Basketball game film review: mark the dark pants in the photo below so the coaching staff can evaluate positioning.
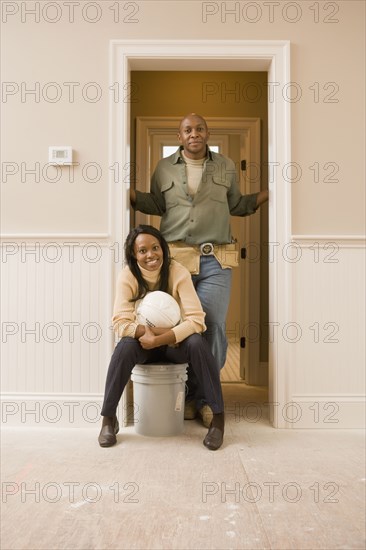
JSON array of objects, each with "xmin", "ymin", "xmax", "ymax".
[{"xmin": 101, "ymin": 333, "xmax": 224, "ymax": 417}]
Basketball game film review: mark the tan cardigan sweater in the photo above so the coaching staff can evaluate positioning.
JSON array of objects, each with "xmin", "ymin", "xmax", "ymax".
[{"xmin": 112, "ymin": 259, "xmax": 206, "ymax": 344}]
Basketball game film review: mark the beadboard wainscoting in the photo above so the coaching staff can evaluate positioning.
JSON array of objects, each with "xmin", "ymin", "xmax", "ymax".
[
  {"xmin": 286, "ymin": 236, "xmax": 365, "ymax": 428},
  {"xmin": 1, "ymin": 235, "xmax": 365, "ymax": 429},
  {"xmin": 1, "ymin": 237, "xmax": 130, "ymax": 428}
]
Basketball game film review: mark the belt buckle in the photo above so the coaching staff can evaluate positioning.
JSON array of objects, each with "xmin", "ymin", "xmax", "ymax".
[{"xmin": 200, "ymin": 243, "xmax": 214, "ymax": 256}]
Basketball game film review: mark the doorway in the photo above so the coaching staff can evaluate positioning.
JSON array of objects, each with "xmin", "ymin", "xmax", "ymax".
[
  {"xmin": 109, "ymin": 39, "xmax": 292, "ymax": 428},
  {"xmin": 133, "ymin": 114, "xmax": 266, "ymax": 387}
]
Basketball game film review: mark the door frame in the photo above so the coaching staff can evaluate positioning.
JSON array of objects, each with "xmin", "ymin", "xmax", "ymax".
[{"xmin": 109, "ymin": 39, "xmax": 292, "ymax": 428}]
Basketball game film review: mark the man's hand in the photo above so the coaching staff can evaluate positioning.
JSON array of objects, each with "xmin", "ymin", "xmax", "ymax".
[
  {"xmin": 138, "ymin": 325, "xmax": 157, "ymax": 349},
  {"xmin": 130, "ymin": 188, "xmax": 136, "ymax": 206},
  {"xmin": 256, "ymin": 190, "xmax": 269, "ymax": 208}
]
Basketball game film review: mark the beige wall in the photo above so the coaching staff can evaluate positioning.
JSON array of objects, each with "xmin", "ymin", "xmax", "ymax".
[{"xmin": 1, "ymin": 1, "xmax": 365, "ymax": 235}]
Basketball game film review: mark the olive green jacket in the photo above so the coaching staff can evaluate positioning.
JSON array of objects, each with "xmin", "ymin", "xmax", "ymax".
[{"xmin": 135, "ymin": 146, "xmax": 259, "ymax": 245}]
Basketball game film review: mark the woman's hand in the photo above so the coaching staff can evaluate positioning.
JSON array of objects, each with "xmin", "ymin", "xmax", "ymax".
[
  {"xmin": 138, "ymin": 325, "xmax": 157, "ymax": 349},
  {"xmin": 137, "ymin": 325, "xmax": 176, "ymax": 348}
]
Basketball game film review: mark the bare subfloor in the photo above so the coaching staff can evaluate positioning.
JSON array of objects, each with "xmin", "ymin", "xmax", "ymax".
[{"xmin": 1, "ymin": 384, "xmax": 365, "ymax": 550}]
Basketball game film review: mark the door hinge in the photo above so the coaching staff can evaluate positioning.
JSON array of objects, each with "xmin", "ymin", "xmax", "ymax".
[
  {"xmin": 240, "ymin": 247, "xmax": 247, "ymax": 259},
  {"xmin": 240, "ymin": 337, "xmax": 246, "ymax": 349},
  {"xmin": 241, "ymin": 160, "xmax": 247, "ymax": 171}
]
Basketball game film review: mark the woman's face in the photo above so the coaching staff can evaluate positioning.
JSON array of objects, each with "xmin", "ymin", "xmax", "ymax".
[{"xmin": 133, "ymin": 233, "xmax": 164, "ymax": 271}]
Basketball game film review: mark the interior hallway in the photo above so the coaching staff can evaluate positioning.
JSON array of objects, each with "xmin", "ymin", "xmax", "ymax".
[
  {"xmin": 221, "ymin": 341, "xmax": 243, "ymax": 383},
  {"xmin": 1, "ymin": 382, "xmax": 365, "ymax": 550}
]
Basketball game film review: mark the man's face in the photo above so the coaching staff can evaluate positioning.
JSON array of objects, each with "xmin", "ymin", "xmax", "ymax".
[{"xmin": 178, "ymin": 116, "xmax": 210, "ymax": 160}]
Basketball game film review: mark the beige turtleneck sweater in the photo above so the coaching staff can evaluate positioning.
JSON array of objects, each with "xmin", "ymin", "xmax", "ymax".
[
  {"xmin": 112, "ymin": 259, "xmax": 206, "ymax": 344},
  {"xmin": 182, "ymin": 150, "xmax": 205, "ymax": 196}
]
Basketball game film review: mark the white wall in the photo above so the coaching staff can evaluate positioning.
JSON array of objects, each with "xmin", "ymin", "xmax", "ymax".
[{"xmin": 1, "ymin": 1, "xmax": 365, "ymax": 427}]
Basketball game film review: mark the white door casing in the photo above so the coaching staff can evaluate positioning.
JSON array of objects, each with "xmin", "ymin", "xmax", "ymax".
[{"xmin": 109, "ymin": 39, "xmax": 291, "ymax": 427}]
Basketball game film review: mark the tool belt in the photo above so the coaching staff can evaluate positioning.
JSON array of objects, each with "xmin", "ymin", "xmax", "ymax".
[{"xmin": 168, "ymin": 241, "xmax": 239, "ymax": 274}]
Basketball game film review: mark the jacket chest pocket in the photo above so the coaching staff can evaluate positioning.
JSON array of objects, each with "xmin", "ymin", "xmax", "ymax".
[
  {"xmin": 210, "ymin": 177, "xmax": 230, "ymax": 203},
  {"xmin": 161, "ymin": 181, "xmax": 178, "ymax": 208}
]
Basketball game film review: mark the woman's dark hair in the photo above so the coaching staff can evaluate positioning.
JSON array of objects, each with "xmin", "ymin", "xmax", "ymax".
[{"xmin": 124, "ymin": 225, "xmax": 171, "ymax": 302}]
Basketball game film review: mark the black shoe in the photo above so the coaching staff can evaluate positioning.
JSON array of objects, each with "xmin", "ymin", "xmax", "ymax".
[
  {"xmin": 203, "ymin": 413, "xmax": 224, "ymax": 451},
  {"xmin": 98, "ymin": 416, "xmax": 119, "ymax": 447}
]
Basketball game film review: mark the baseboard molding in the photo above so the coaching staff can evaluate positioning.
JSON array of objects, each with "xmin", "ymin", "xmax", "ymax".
[
  {"xmin": 286, "ymin": 394, "xmax": 366, "ymax": 429},
  {"xmin": 0, "ymin": 392, "xmax": 132, "ymax": 428},
  {"xmin": 2, "ymin": 391, "xmax": 364, "ymax": 430}
]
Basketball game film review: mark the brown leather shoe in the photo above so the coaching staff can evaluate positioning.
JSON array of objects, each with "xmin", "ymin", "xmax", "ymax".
[
  {"xmin": 98, "ymin": 416, "xmax": 119, "ymax": 447},
  {"xmin": 198, "ymin": 405, "xmax": 213, "ymax": 428},
  {"xmin": 184, "ymin": 400, "xmax": 197, "ymax": 420},
  {"xmin": 203, "ymin": 412, "xmax": 224, "ymax": 451}
]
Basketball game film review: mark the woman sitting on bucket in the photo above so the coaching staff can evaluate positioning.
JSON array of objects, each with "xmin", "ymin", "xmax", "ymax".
[{"xmin": 99, "ymin": 224, "xmax": 225, "ymax": 450}]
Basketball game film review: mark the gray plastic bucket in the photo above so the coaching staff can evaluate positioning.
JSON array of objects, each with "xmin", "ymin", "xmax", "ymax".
[{"xmin": 131, "ymin": 363, "xmax": 188, "ymax": 437}]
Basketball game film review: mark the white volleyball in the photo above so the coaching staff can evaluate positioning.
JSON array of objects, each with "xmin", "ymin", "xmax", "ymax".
[{"xmin": 136, "ymin": 291, "xmax": 181, "ymax": 328}]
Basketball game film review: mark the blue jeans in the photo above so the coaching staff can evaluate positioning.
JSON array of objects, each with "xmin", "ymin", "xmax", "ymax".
[{"xmin": 192, "ymin": 255, "xmax": 232, "ymax": 370}]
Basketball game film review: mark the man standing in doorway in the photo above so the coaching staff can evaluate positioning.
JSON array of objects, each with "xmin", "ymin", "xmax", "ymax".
[{"xmin": 130, "ymin": 113, "xmax": 268, "ymax": 423}]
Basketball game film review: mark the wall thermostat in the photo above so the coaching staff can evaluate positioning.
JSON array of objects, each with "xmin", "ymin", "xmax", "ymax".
[{"xmin": 49, "ymin": 146, "xmax": 73, "ymax": 165}]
